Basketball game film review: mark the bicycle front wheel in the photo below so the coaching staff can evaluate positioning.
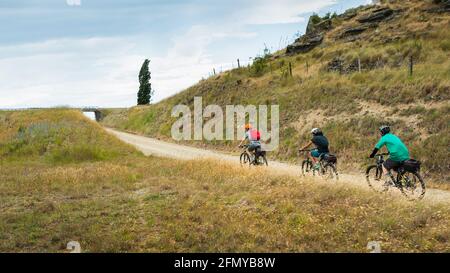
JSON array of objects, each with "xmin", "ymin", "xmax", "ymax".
[
  {"xmin": 240, "ymin": 153, "xmax": 251, "ymax": 167},
  {"xmin": 301, "ymin": 160, "xmax": 313, "ymax": 176},
  {"xmin": 366, "ymin": 165, "xmax": 388, "ymax": 193}
]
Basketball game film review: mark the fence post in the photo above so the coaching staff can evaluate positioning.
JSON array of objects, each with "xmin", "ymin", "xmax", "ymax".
[
  {"xmin": 358, "ymin": 58, "xmax": 361, "ymax": 73},
  {"xmin": 306, "ymin": 61, "xmax": 309, "ymax": 74},
  {"xmin": 409, "ymin": 55, "xmax": 413, "ymax": 76},
  {"xmin": 213, "ymin": 68, "xmax": 216, "ymax": 75},
  {"xmin": 289, "ymin": 62, "xmax": 293, "ymax": 77},
  {"xmin": 237, "ymin": 59, "xmax": 241, "ymax": 69}
]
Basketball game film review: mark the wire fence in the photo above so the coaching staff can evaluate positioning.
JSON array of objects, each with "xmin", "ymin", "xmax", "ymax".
[
  {"xmin": 201, "ymin": 34, "xmax": 299, "ymax": 80},
  {"xmin": 201, "ymin": 59, "xmax": 254, "ymax": 79},
  {"xmin": 203, "ymin": 49, "xmax": 421, "ymax": 81}
]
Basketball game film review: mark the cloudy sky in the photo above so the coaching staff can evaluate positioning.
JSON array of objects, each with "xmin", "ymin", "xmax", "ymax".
[{"xmin": 0, "ymin": 0, "xmax": 370, "ymax": 108}]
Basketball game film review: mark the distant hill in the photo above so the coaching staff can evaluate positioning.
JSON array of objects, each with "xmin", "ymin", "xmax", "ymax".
[{"xmin": 102, "ymin": 0, "xmax": 450, "ymax": 182}]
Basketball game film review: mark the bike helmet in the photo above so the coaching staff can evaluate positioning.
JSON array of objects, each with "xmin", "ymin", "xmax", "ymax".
[
  {"xmin": 311, "ymin": 128, "xmax": 322, "ymax": 135},
  {"xmin": 379, "ymin": 125, "xmax": 390, "ymax": 136},
  {"xmin": 245, "ymin": 124, "xmax": 252, "ymax": 130}
]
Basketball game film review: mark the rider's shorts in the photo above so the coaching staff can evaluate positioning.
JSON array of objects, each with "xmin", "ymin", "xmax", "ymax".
[
  {"xmin": 383, "ymin": 158, "xmax": 404, "ymax": 171},
  {"xmin": 311, "ymin": 149, "xmax": 326, "ymax": 158},
  {"xmin": 248, "ymin": 142, "xmax": 261, "ymax": 152}
]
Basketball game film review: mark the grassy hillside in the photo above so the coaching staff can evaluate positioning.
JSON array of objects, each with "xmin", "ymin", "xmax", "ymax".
[
  {"xmin": 102, "ymin": 0, "xmax": 450, "ymax": 183},
  {"xmin": 0, "ymin": 109, "xmax": 137, "ymax": 163},
  {"xmin": 1, "ymin": 109, "xmax": 450, "ymax": 252}
]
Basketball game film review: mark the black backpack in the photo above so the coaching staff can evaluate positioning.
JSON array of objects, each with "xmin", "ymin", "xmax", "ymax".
[
  {"xmin": 323, "ymin": 154, "xmax": 337, "ymax": 164},
  {"xmin": 402, "ymin": 159, "xmax": 421, "ymax": 173},
  {"xmin": 256, "ymin": 147, "xmax": 266, "ymax": 157}
]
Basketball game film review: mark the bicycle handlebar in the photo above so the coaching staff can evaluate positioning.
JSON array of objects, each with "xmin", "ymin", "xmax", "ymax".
[{"xmin": 376, "ymin": 153, "xmax": 390, "ymax": 156}]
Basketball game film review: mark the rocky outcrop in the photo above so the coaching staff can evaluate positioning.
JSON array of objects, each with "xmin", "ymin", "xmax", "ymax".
[
  {"xmin": 306, "ymin": 19, "xmax": 332, "ymax": 35},
  {"xmin": 286, "ymin": 5, "xmax": 400, "ymax": 54},
  {"xmin": 357, "ymin": 7, "xmax": 394, "ymax": 23},
  {"xmin": 327, "ymin": 57, "xmax": 345, "ymax": 73},
  {"xmin": 326, "ymin": 55, "xmax": 386, "ymax": 74},
  {"xmin": 286, "ymin": 33, "xmax": 324, "ymax": 55},
  {"xmin": 286, "ymin": 15, "xmax": 332, "ymax": 55},
  {"xmin": 339, "ymin": 23, "xmax": 378, "ymax": 39},
  {"xmin": 426, "ymin": 0, "xmax": 450, "ymax": 13},
  {"xmin": 327, "ymin": 57, "xmax": 362, "ymax": 74},
  {"xmin": 326, "ymin": 58, "xmax": 361, "ymax": 74},
  {"xmin": 339, "ymin": 9, "xmax": 358, "ymax": 20},
  {"xmin": 336, "ymin": 7, "xmax": 398, "ymax": 41}
]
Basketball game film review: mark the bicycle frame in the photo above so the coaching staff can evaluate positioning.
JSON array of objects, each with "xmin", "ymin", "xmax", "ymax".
[
  {"xmin": 299, "ymin": 150, "xmax": 326, "ymax": 176},
  {"xmin": 240, "ymin": 144, "xmax": 266, "ymax": 166},
  {"xmin": 369, "ymin": 153, "xmax": 406, "ymax": 188},
  {"xmin": 241, "ymin": 144, "xmax": 256, "ymax": 158},
  {"xmin": 299, "ymin": 149, "xmax": 314, "ymax": 163}
]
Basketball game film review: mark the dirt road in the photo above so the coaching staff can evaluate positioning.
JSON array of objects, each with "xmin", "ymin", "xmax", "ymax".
[{"xmin": 105, "ymin": 128, "xmax": 450, "ymax": 204}]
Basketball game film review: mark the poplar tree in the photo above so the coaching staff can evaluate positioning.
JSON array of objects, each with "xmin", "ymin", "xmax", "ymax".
[{"xmin": 137, "ymin": 59, "xmax": 153, "ymax": 105}]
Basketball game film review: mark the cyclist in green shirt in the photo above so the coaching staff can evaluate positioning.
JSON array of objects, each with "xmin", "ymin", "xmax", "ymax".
[{"xmin": 369, "ymin": 125, "xmax": 410, "ymax": 180}]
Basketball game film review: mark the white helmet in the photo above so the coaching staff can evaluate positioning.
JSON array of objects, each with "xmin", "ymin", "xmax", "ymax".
[
  {"xmin": 311, "ymin": 128, "xmax": 322, "ymax": 135},
  {"xmin": 379, "ymin": 125, "xmax": 391, "ymax": 136}
]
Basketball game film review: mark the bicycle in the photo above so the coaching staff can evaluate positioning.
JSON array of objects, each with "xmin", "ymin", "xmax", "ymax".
[
  {"xmin": 299, "ymin": 150, "xmax": 339, "ymax": 180},
  {"xmin": 240, "ymin": 144, "xmax": 268, "ymax": 167},
  {"xmin": 366, "ymin": 153, "xmax": 426, "ymax": 200}
]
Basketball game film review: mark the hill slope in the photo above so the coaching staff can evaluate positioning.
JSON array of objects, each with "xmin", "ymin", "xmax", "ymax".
[
  {"xmin": 102, "ymin": 0, "xmax": 450, "ymax": 182},
  {"xmin": 0, "ymin": 109, "xmax": 137, "ymax": 163}
]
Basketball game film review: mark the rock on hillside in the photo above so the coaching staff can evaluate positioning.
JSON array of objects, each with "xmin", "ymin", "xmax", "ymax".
[
  {"xmin": 339, "ymin": 23, "xmax": 378, "ymax": 41},
  {"xmin": 286, "ymin": 33, "xmax": 324, "ymax": 55},
  {"xmin": 357, "ymin": 7, "xmax": 394, "ymax": 23},
  {"xmin": 427, "ymin": 0, "xmax": 450, "ymax": 13},
  {"xmin": 286, "ymin": 15, "xmax": 332, "ymax": 55},
  {"xmin": 287, "ymin": 4, "xmax": 407, "ymax": 53}
]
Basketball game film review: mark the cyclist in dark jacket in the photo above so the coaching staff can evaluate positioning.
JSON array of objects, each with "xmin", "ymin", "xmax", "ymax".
[{"xmin": 300, "ymin": 128, "xmax": 330, "ymax": 170}]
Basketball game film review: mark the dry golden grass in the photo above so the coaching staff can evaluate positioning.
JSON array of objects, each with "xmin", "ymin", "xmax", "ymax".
[
  {"xmin": 1, "ymin": 156, "xmax": 450, "ymax": 253},
  {"xmin": 0, "ymin": 109, "xmax": 138, "ymax": 163}
]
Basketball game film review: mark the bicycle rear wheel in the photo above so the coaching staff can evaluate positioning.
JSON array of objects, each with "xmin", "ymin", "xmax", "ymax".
[
  {"xmin": 366, "ymin": 165, "xmax": 388, "ymax": 193},
  {"xmin": 258, "ymin": 155, "xmax": 268, "ymax": 166},
  {"xmin": 397, "ymin": 171, "xmax": 426, "ymax": 200},
  {"xmin": 323, "ymin": 163, "xmax": 339, "ymax": 181}
]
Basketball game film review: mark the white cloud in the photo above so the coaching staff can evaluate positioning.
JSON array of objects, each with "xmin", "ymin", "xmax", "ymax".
[
  {"xmin": 0, "ymin": 26, "xmax": 257, "ymax": 108},
  {"xmin": 151, "ymin": 25, "xmax": 257, "ymax": 102},
  {"xmin": 0, "ymin": 37, "xmax": 143, "ymax": 108},
  {"xmin": 66, "ymin": 0, "xmax": 82, "ymax": 6},
  {"xmin": 241, "ymin": 0, "xmax": 338, "ymax": 25}
]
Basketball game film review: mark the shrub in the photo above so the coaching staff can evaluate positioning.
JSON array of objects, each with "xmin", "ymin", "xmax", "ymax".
[
  {"xmin": 310, "ymin": 13, "xmax": 322, "ymax": 25},
  {"xmin": 250, "ymin": 57, "xmax": 268, "ymax": 77},
  {"xmin": 440, "ymin": 40, "xmax": 450, "ymax": 51}
]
